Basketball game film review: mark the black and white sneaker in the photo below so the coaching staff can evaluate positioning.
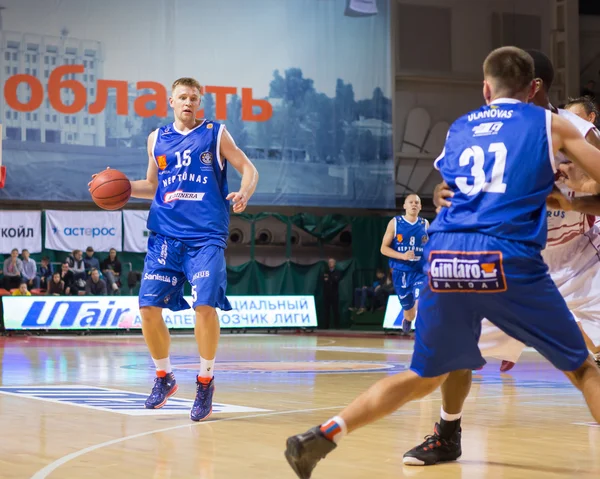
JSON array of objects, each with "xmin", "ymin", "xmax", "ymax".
[
  {"xmin": 403, "ymin": 423, "xmax": 462, "ymax": 466},
  {"xmin": 284, "ymin": 426, "xmax": 337, "ymax": 479}
]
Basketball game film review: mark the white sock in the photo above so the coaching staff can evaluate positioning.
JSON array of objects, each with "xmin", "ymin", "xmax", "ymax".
[
  {"xmin": 320, "ymin": 416, "xmax": 348, "ymax": 444},
  {"xmin": 440, "ymin": 407, "xmax": 462, "ymax": 422},
  {"xmin": 152, "ymin": 357, "xmax": 172, "ymax": 374},
  {"xmin": 199, "ymin": 357, "xmax": 215, "ymax": 379}
]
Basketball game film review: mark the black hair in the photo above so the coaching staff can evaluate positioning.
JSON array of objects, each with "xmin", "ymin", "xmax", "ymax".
[{"xmin": 525, "ymin": 49, "xmax": 554, "ymax": 91}]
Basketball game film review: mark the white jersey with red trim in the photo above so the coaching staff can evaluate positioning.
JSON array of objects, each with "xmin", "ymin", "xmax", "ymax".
[{"xmin": 545, "ymin": 108, "xmax": 598, "ymax": 249}]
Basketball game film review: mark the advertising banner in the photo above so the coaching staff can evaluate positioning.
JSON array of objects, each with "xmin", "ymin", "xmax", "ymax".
[
  {"xmin": 2, "ymin": 295, "xmax": 318, "ymax": 330},
  {"xmin": 0, "ymin": 0, "xmax": 393, "ymax": 209},
  {"xmin": 0, "ymin": 211, "xmax": 42, "ymax": 254},
  {"xmin": 45, "ymin": 210, "xmax": 123, "ymax": 252},
  {"xmin": 123, "ymin": 210, "xmax": 149, "ymax": 253}
]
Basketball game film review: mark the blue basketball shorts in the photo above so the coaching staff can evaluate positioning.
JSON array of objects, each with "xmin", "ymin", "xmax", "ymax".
[
  {"xmin": 410, "ymin": 232, "xmax": 588, "ymax": 377},
  {"xmin": 392, "ymin": 269, "xmax": 427, "ymax": 310},
  {"xmin": 138, "ymin": 232, "xmax": 232, "ymax": 312}
]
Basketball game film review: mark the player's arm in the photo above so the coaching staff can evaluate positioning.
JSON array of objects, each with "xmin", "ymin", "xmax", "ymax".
[
  {"xmin": 221, "ymin": 129, "xmax": 259, "ymax": 213},
  {"xmin": 129, "ymin": 130, "xmax": 159, "ymax": 200},
  {"xmin": 552, "ymin": 114, "xmax": 600, "ymax": 187},
  {"xmin": 548, "ymin": 188, "xmax": 600, "ymax": 215},
  {"xmin": 380, "ymin": 219, "xmax": 411, "ymax": 261}
]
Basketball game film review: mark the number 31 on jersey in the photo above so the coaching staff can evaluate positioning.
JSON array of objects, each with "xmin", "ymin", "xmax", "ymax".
[{"xmin": 456, "ymin": 142, "xmax": 507, "ymax": 196}]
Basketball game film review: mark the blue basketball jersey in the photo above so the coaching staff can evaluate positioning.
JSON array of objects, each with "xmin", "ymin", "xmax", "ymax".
[
  {"xmin": 146, "ymin": 121, "xmax": 229, "ymax": 248},
  {"xmin": 429, "ymin": 99, "xmax": 555, "ymax": 248},
  {"xmin": 389, "ymin": 216, "xmax": 429, "ymax": 272}
]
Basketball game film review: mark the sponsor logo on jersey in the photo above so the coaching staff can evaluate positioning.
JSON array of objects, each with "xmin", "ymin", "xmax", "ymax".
[
  {"xmin": 429, "ymin": 251, "xmax": 506, "ymax": 292},
  {"xmin": 206, "ymin": 123, "xmax": 214, "ymax": 130},
  {"xmin": 156, "ymin": 155, "xmax": 167, "ymax": 170},
  {"xmin": 200, "ymin": 151, "xmax": 213, "ymax": 165},
  {"xmin": 396, "ymin": 234, "xmax": 403, "ymax": 242},
  {"xmin": 421, "ymin": 235, "xmax": 428, "ymax": 245},
  {"xmin": 164, "ymin": 191, "xmax": 206, "ymax": 203},
  {"xmin": 472, "ymin": 122, "xmax": 503, "ymax": 137},
  {"xmin": 192, "ymin": 270, "xmax": 210, "ymax": 281},
  {"xmin": 144, "ymin": 272, "xmax": 175, "ymax": 284},
  {"xmin": 467, "ymin": 109, "xmax": 513, "ymax": 122}
]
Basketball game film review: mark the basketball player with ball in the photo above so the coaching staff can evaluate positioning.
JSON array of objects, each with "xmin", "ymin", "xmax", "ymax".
[{"xmin": 89, "ymin": 77, "xmax": 259, "ymax": 421}]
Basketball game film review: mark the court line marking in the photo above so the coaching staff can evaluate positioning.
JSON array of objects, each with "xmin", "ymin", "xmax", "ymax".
[{"xmin": 30, "ymin": 390, "xmax": 583, "ymax": 479}]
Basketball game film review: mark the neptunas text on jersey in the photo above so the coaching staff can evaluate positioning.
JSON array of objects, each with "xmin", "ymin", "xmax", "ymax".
[{"xmin": 162, "ymin": 172, "xmax": 208, "ymax": 188}]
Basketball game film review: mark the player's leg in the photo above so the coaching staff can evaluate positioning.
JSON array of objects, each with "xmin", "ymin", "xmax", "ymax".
[
  {"xmin": 284, "ymin": 284, "xmax": 485, "ymax": 478},
  {"xmin": 403, "ymin": 369, "xmax": 471, "ymax": 466},
  {"xmin": 578, "ymin": 322, "xmax": 600, "ymax": 356},
  {"xmin": 184, "ymin": 245, "xmax": 231, "ymax": 422},
  {"xmin": 403, "ymin": 272, "xmax": 427, "ymax": 334},
  {"xmin": 139, "ymin": 234, "xmax": 188, "ymax": 409},
  {"xmin": 391, "ymin": 269, "xmax": 414, "ymax": 333},
  {"xmin": 480, "ymin": 268, "xmax": 600, "ymax": 423}
]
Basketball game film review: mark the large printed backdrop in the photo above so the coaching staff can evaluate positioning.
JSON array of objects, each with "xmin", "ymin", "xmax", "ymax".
[{"xmin": 0, "ymin": 0, "xmax": 393, "ymax": 209}]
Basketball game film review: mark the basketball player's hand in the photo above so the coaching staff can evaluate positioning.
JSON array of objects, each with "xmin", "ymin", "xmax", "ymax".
[
  {"xmin": 433, "ymin": 181, "xmax": 453, "ymax": 213},
  {"xmin": 227, "ymin": 191, "xmax": 248, "ymax": 213},
  {"xmin": 546, "ymin": 187, "xmax": 572, "ymax": 211},
  {"xmin": 88, "ymin": 167, "xmax": 111, "ymax": 189},
  {"xmin": 557, "ymin": 162, "xmax": 597, "ymax": 194},
  {"xmin": 403, "ymin": 250, "xmax": 416, "ymax": 260}
]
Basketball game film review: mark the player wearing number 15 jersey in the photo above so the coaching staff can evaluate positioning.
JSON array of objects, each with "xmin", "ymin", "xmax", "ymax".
[
  {"xmin": 125, "ymin": 78, "xmax": 257, "ymax": 421},
  {"xmin": 283, "ymin": 47, "xmax": 600, "ymax": 479}
]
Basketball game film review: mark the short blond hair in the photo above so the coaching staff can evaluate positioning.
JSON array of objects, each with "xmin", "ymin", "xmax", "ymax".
[{"xmin": 171, "ymin": 77, "xmax": 203, "ymax": 94}]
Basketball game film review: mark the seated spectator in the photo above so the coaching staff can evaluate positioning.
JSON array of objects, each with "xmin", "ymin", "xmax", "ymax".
[
  {"xmin": 373, "ymin": 270, "xmax": 394, "ymax": 310},
  {"xmin": 47, "ymin": 271, "xmax": 65, "ymax": 296},
  {"xmin": 12, "ymin": 282, "xmax": 31, "ymax": 296},
  {"xmin": 83, "ymin": 246, "xmax": 100, "ymax": 275},
  {"xmin": 67, "ymin": 249, "xmax": 86, "ymax": 282},
  {"xmin": 21, "ymin": 249, "xmax": 40, "ymax": 290},
  {"xmin": 59, "ymin": 261, "xmax": 75, "ymax": 296},
  {"xmin": 85, "ymin": 268, "xmax": 107, "ymax": 296},
  {"xmin": 3, "ymin": 248, "xmax": 23, "ymax": 290},
  {"xmin": 38, "ymin": 257, "xmax": 53, "ymax": 290},
  {"xmin": 350, "ymin": 268, "xmax": 386, "ymax": 314},
  {"xmin": 101, "ymin": 248, "xmax": 122, "ymax": 295}
]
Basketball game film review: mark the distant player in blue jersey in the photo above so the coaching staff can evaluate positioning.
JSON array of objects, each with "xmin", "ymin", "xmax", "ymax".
[
  {"xmin": 283, "ymin": 47, "xmax": 600, "ymax": 478},
  {"xmin": 380, "ymin": 194, "xmax": 429, "ymax": 333},
  {"xmin": 92, "ymin": 77, "xmax": 258, "ymax": 422}
]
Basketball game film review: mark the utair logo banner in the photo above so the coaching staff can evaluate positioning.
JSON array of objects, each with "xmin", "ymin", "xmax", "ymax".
[
  {"xmin": 429, "ymin": 251, "xmax": 506, "ymax": 292},
  {"xmin": 15, "ymin": 298, "xmax": 133, "ymax": 329}
]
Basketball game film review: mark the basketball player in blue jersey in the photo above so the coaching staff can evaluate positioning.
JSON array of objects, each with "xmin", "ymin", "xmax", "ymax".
[
  {"xmin": 283, "ymin": 47, "xmax": 600, "ymax": 478},
  {"xmin": 93, "ymin": 77, "xmax": 258, "ymax": 422},
  {"xmin": 380, "ymin": 194, "xmax": 428, "ymax": 333}
]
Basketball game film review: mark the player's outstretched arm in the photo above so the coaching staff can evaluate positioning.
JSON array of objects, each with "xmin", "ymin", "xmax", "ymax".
[
  {"xmin": 553, "ymin": 114, "xmax": 600, "ymax": 187},
  {"xmin": 380, "ymin": 219, "xmax": 411, "ymax": 261},
  {"xmin": 221, "ymin": 129, "xmax": 259, "ymax": 214},
  {"xmin": 130, "ymin": 130, "xmax": 159, "ymax": 200}
]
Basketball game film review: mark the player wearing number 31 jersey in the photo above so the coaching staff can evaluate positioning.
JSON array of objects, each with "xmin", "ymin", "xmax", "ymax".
[
  {"xmin": 128, "ymin": 77, "xmax": 258, "ymax": 421},
  {"xmin": 283, "ymin": 47, "xmax": 600, "ymax": 479}
]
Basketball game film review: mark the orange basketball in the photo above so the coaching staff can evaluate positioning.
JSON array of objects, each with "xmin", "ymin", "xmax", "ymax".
[{"xmin": 89, "ymin": 169, "xmax": 131, "ymax": 210}]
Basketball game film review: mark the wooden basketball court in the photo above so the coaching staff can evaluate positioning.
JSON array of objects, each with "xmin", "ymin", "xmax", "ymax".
[{"xmin": 1, "ymin": 333, "xmax": 598, "ymax": 478}]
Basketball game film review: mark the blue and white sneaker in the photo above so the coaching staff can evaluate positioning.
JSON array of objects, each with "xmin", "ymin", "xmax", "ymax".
[
  {"xmin": 190, "ymin": 376, "xmax": 215, "ymax": 421},
  {"xmin": 145, "ymin": 371, "xmax": 178, "ymax": 409}
]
